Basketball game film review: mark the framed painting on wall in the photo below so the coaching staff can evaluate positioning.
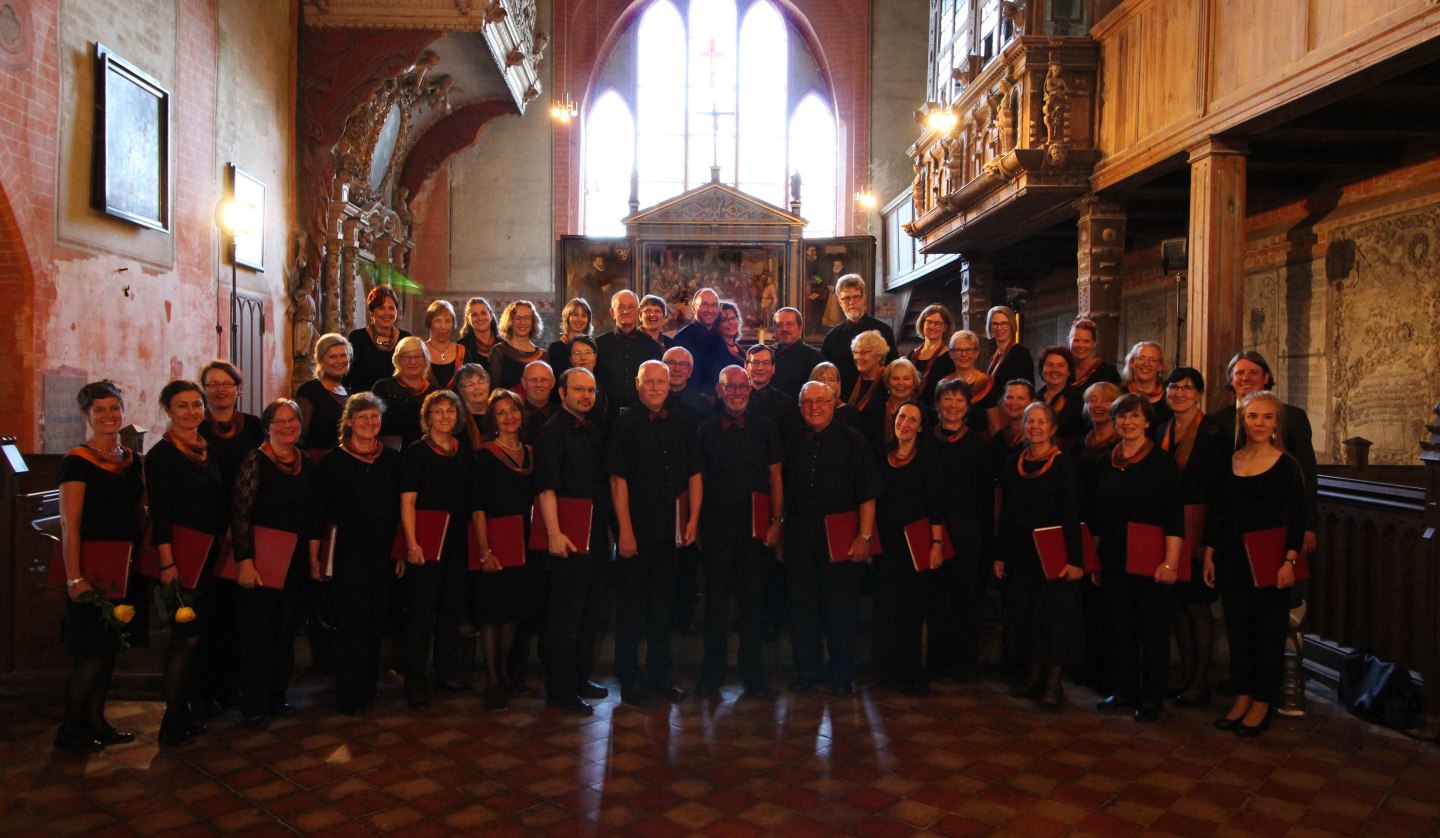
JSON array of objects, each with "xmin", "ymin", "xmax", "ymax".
[
  {"xmin": 91, "ymin": 43, "xmax": 170, "ymax": 232},
  {"xmin": 228, "ymin": 164, "xmax": 266, "ymax": 271},
  {"xmin": 640, "ymin": 243, "xmax": 785, "ymax": 342},
  {"xmin": 556, "ymin": 236, "xmax": 636, "ymax": 335},
  {"xmin": 800, "ymin": 236, "xmax": 876, "ymax": 342}
]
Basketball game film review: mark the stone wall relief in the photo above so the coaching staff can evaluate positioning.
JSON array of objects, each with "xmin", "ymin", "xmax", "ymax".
[
  {"xmin": 1328, "ymin": 205, "xmax": 1440, "ymax": 465},
  {"xmin": 1119, "ymin": 286, "xmax": 1176, "ymax": 367}
]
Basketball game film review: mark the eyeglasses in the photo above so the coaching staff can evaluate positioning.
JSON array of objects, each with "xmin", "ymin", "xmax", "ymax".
[
  {"xmin": 397, "ymin": 353, "xmax": 426, "ymax": 362},
  {"xmin": 666, "ymin": 361, "xmax": 693, "ymax": 369},
  {"xmin": 720, "ymin": 384, "xmax": 750, "ymax": 393},
  {"xmin": 204, "ymin": 381, "xmax": 237, "ymax": 390},
  {"xmin": 838, "ymin": 294, "xmax": 864, "ymax": 304},
  {"xmin": 989, "ymin": 321, "xmax": 1010, "ymax": 329},
  {"xmin": 747, "ymin": 359, "xmax": 774, "ymax": 367},
  {"xmin": 951, "ymin": 346, "xmax": 979, "ymax": 354},
  {"xmin": 921, "ymin": 319, "xmax": 946, "ymax": 328},
  {"xmin": 1166, "ymin": 383, "xmax": 1198, "ymax": 392}
]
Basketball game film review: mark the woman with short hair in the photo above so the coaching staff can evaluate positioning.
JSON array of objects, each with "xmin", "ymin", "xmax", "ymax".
[
  {"xmin": 372, "ymin": 336, "xmax": 438, "ymax": 449},
  {"xmin": 849, "ymin": 330, "xmax": 891, "ymax": 453},
  {"xmin": 716, "ymin": 300, "xmax": 746, "ymax": 367},
  {"xmin": 984, "ymin": 305, "xmax": 1033, "ymax": 388},
  {"xmin": 454, "ymin": 364, "xmax": 496, "ymax": 448},
  {"xmin": 906, "ymin": 304, "xmax": 955, "ymax": 404},
  {"xmin": 1068, "ymin": 318, "xmax": 1121, "ymax": 390},
  {"xmin": 881, "ymin": 358, "xmax": 930, "ymax": 447},
  {"xmin": 938, "ymin": 329, "xmax": 996, "ymax": 434},
  {"xmin": 296, "ymin": 333, "xmax": 352, "ymax": 458},
  {"xmin": 808, "ymin": 362, "xmax": 862, "ymax": 433},
  {"xmin": 424, "ymin": 300, "xmax": 465, "ymax": 388},
  {"xmin": 547, "ymin": 297, "xmax": 593, "ymax": 376},
  {"xmin": 1037, "ymin": 346, "xmax": 1085, "ymax": 446}
]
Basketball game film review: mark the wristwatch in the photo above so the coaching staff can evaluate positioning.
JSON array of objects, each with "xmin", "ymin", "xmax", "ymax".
[{"xmin": 1283, "ymin": 557, "xmax": 1297, "ymax": 566}]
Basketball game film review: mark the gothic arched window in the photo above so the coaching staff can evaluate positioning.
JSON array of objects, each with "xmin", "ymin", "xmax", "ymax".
[{"xmin": 583, "ymin": 0, "xmax": 838, "ymax": 236}]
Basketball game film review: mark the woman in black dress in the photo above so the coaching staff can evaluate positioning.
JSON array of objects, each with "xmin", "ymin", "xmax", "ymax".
[
  {"xmin": 398, "ymin": 389, "xmax": 476, "ymax": 707},
  {"xmin": 848, "ymin": 330, "xmax": 890, "ymax": 454},
  {"xmin": 295, "ymin": 333, "xmax": 351, "ymax": 460},
  {"xmin": 1068, "ymin": 380, "xmax": 1121, "ymax": 694},
  {"xmin": 471, "ymin": 389, "xmax": 541, "ymax": 711},
  {"xmin": 317, "ymin": 392, "xmax": 402, "ymax": 716},
  {"xmin": 547, "ymin": 297, "xmax": 593, "ymax": 376},
  {"xmin": 454, "ymin": 363, "xmax": 496, "ymax": 448},
  {"xmin": 1161, "ymin": 368, "xmax": 1231, "ymax": 707},
  {"xmin": 927, "ymin": 379, "xmax": 993, "ymax": 683},
  {"xmin": 146, "ymin": 380, "xmax": 226, "ymax": 746},
  {"xmin": 873, "ymin": 401, "xmax": 944, "ymax": 697},
  {"xmin": 458, "ymin": 297, "xmax": 504, "ymax": 372},
  {"xmin": 905, "ymin": 305, "xmax": 955, "ymax": 405},
  {"xmin": 1067, "ymin": 317, "xmax": 1121, "ymax": 391},
  {"xmin": 1036, "ymin": 346, "xmax": 1085, "ymax": 447},
  {"xmin": 424, "ymin": 299, "xmax": 466, "ymax": 389},
  {"xmin": 345, "ymin": 285, "xmax": 410, "ymax": 392},
  {"xmin": 1120, "ymin": 341, "xmax": 1172, "ymax": 428},
  {"xmin": 54, "ymin": 381, "xmax": 144, "ymax": 753},
  {"xmin": 993, "ymin": 402, "xmax": 1085, "ymax": 707},
  {"xmin": 1204, "ymin": 390, "xmax": 1307, "ymax": 737},
  {"xmin": 199, "ymin": 360, "xmax": 265, "ymax": 489},
  {"xmin": 372, "ymin": 336, "xmax": 438, "ymax": 449},
  {"xmin": 984, "ymin": 305, "xmax": 1033, "ymax": 388},
  {"xmin": 230, "ymin": 399, "xmax": 323, "ymax": 729},
  {"xmin": 1092, "ymin": 393, "xmax": 1184, "ymax": 723},
  {"xmin": 490, "ymin": 300, "xmax": 547, "ymax": 390},
  {"xmin": 938, "ymin": 330, "xmax": 996, "ymax": 435}
]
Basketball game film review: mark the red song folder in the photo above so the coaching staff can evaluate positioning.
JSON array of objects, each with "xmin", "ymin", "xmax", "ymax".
[
  {"xmin": 751, "ymin": 492, "xmax": 771, "ymax": 541},
  {"xmin": 1032, "ymin": 524, "xmax": 1100, "ymax": 579},
  {"xmin": 824, "ymin": 510, "xmax": 881, "ymax": 563},
  {"xmin": 139, "ymin": 524, "xmax": 214, "ymax": 590},
  {"xmin": 1244, "ymin": 526, "xmax": 1309, "ymax": 587},
  {"xmin": 471, "ymin": 515, "xmax": 526, "ymax": 570},
  {"xmin": 391, "ymin": 509, "xmax": 451, "ymax": 562},
  {"xmin": 1125, "ymin": 522, "xmax": 1170, "ymax": 578},
  {"xmin": 48, "ymin": 540, "xmax": 134, "ymax": 599},
  {"xmin": 215, "ymin": 525, "xmax": 298, "ymax": 590},
  {"xmin": 1182, "ymin": 504, "xmax": 1208, "ymax": 562},
  {"xmin": 528, "ymin": 497, "xmax": 594, "ymax": 554},
  {"xmin": 903, "ymin": 519, "xmax": 955, "ymax": 571}
]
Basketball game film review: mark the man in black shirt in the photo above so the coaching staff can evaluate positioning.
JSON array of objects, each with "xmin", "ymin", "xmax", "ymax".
[
  {"xmin": 660, "ymin": 344, "xmax": 711, "ymax": 633},
  {"xmin": 770, "ymin": 306, "xmax": 823, "ymax": 399},
  {"xmin": 672, "ymin": 287, "xmax": 725, "ymax": 394},
  {"xmin": 662, "ymin": 346, "xmax": 712, "ymax": 426},
  {"xmin": 595, "ymin": 290, "xmax": 662, "ymax": 422},
  {"xmin": 534, "ymin": 367, "xmax": 612, "ymax": 714},
  {"xmin": 607, "ymin": 361, "xmax": 702, "ymax": 704},
  {"xmin": 745, "ymin": 344, "xmax": 803, "ymax": 440},
  {"xmin": 520, "ymin": 361, "xmax": 557, "ymax": 444},
  {"xmin": 820, "ymin": 275, "xmax": 897, "ymax": 397},
  {"xmin": 784, "ymin": 381, "xmax": 881, "ymax": 696},
  {"xmin": 695, "ymin": 366, "xmax": 783, "ymax": 698}
]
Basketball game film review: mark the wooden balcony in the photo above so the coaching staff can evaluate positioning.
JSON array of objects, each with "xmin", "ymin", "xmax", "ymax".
[{"xmin": 904, "ymin": 36, "xmax": 1099, "ymax": 256}]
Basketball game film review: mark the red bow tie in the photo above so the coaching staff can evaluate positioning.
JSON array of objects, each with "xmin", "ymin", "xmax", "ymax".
[
  {"xmin": 723, "ymin": 416, "xmax": 745, "ymax": 429},
  {"xmin": 648, "ymin": 408, "xmax": 669, "ymax": 421}
]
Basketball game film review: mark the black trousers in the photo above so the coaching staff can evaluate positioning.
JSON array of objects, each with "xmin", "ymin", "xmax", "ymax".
[
  {"xmin": 1103, "ymin": 570, "xmax": 1173, "ymax": 705},
  {"xmin": 332, "ymin": 552, "xmax": 394, "ymax": 711},
  {"xmin": 785, "ymin": 513, "xmax": 865, "ymax": 687},
  {"xmin": 402, "ymin": 543, "xmax": 468, "ymax": 685},
  {"xmin": 235, "ymin": 551, "xmax": 308, "ymax": 717},
  {"xmin": 540, "ymin": 551, "xmax": 597, "ymax": 696},
  {"xmin": 872, "ymin": 544, "xmax": 926, "ymax": 685},
  {"xmin": 193, "ymin": 574, "xmax": 240, "ymax": 705},
  {"xmin": 1221, "ymin": 584, "xmax": 1289, "ymax": 704},
  {"xmin": 926, "ymin": 551, "xmax": 978, "ymax": 679},
  {"xmin": 614, "ymin": 540, "xmax": 677, "ymax": 688},
  {"xmin": 673, "ymin": 543, "xmax": 701, "ymax": 629},
  {"xmin": 700, "ymin": 506, "xmax": 770, "ymax": 684}
]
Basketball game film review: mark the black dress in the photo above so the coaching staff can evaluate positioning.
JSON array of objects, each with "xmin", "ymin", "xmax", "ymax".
[
  {"xmin": 200, "ymin": 413, "xmax": 264, "ymax": 495},
  {"xmin": 57, "ymin": 451, "xmax": 144, "ymax": 658},
  {"xmin": 1041, "ymin": 386, "xmax": 1086, "ymax": 448},
  {"xmin": 316, "ymin": 444, "xmax": 401, "ymax": 713},
  {"xmin": 1206, "ymin": 456, "xmax": 1306, "ymax": 704},
  {"xmin": 874, "ymin": 448, "xmax": 944, "ymax": 688},
  {"xmin": 145, "ymin": 438, "xmax": 225, "ymax": 638},
  {"xmin": 907, "ymin": 346, "xmax": 955, "ymax": 406},
  {"xmin": 488, "ymin": 342, "xmax": 544, "ymax": 391},
  {"xmin": 928, "ymin": 426, "xmax": 993, "ymax": 680},
  {"xmin": 1160, "ymin": 414, "xmax": 1231, "ymax": 604},
  {"xmin": 345, "ymin": 326, "xmax": 411, "ymax": 393},
  {"xmin": 295, "ymin": 378, "xmax": 347, "ymax": 455},
  {"xmin": 472, "ymin": 443, "xmax": 541, "ymax": 625},
  {"xmin": 1071, "ymin": 360, "xmax": 1121, "ymax": 390},
  {"xmin": 371, "ymin": 377, "xmax": 437, "ymax": 450},
  {"xmin": 986, "ymin": 342, "xmax": 1034, "ymax": 389},
  {"xmin": 849, "ymin": 377, "xmax": 889, "ymax": 456},
  {"xmin": 995, "ymin": 450, "xmax": 1086, "ymax": 668}
]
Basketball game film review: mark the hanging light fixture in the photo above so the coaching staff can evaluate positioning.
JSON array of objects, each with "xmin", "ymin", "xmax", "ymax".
[
  {"xmin": 551, "ymin": 91, "xmax": 578, "ymax": 123},
  {"xmin": 550, "ymin": 3, "xmax": 581, "ymax": 124}
]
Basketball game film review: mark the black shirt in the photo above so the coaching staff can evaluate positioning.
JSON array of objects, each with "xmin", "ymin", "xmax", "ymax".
[
  {"xmin": 345, "ymin": 326, "xmax": 411, "ymax": 392},
  {"xmin": 534, "ymin": 409, "xmax": 611, "ymax": 527},
  {"xmin": 748, "ymin": 385, "xmax": 803, "ymax": 440},
  {"xmin": 200, "ymin": 413, "xmax": 264, "ymax": 497},
  {"xmin": 996, "ymin": 450, "xmax": 1083, "ymax": 575},
  {"xmin": 822, "ymin": 315, "xmax": 898, "ymax": 396},
  {"xmin": 316, "ymin": 445, "xmax": 402, "ymax": 564},
  {"xmin": 594, "ymin": 328, "xmax": 663, "ymax": 421},
  {"xmin": 607, "ymin": 404, "xmax": 701, "ymax": 544},
  {"xmin": 783, "ymin": 420, "xmax": 882, "ymax": 516},
  {"xmin": 665, "ymin": 388, "xmax": 713, "ymax": 428},
  {"xmin": 772, "ymin": 340, "xmax": 824, "ymax": 399},
  {"xmin": 399, "ymin": 439, "xmax": 475, "ymax": 521},
  {"xmin": 372, "ymin": 377, "xmax": 437, "ymax": 449},
  {"xmin": 1205, "ymin": 455, "xmax": 1307, "ymax": 588},
  {"xmin": 930, "ymin": 426, "xmax": 994, "ymax": 557},
  {"xmin": 295, "ymin": 378, "xmax": 347, "ymax": 452},
  {"xmin": 231, "ymin": 449, "xmax": 322, "ymax": 561},
  {"xmin": 697, "ymin": 412, "xmax": 782, "ymax": 509},
  {"xmin": 876, "ymin": 449, "xmax": 944, "ymax": 540},
  {"xmin": 1210, "ymin": 402, "xmax": 1318, "ymax": 531},
  {"xmin": 57, "ymin": 452, "xmax": 144, "ymax": 544},
  {"xmin": 986, "ymin": 342, "xmax": 1034, "ymax": 390},
  {"xmin": 673, "ymin": 322, "xmax": 725, "ymax": 395},
  {"xmin": 1161, "ymin": 413, "xmax": 1231, "ymax": 507},
  {"xmin": 1093, "ymin": 445, "xmax": 1185, "ymax": 573},
  {"xmin": 145, "ymin": 438, "xmax": 226, "ymax": 541},
  {"xmin": 907, "ymin": 347, "xmax": 956, "ymax": 406}
]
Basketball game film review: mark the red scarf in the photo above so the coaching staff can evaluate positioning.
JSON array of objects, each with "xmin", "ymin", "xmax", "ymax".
[
  {"xmin": 261, "ymin": 442, "xmax": 302, "ymax": 475},
  {"xmin": 163, "ymin": 429, "xmax": 208, "ymax": 466}
]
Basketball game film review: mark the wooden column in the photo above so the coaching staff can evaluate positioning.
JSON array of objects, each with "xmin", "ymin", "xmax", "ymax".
[
  {"xmin": 1186, "ymin": 138, "xmax": 1248, "ymax": 410},
  {"xmin": 958, "ymin": 255, "xmax": 994, "ymax": 333},
  {"xmin": 1074, "ymin": 195, "xmax": 1126, "ymax": 364}
]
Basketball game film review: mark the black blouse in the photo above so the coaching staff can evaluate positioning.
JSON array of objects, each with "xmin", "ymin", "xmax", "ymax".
[
  {"xmin": 1205, "ymin": 455, "xmax": 1307, "ymax": 589},
  {"xmin": 230, "ymin": 449, "xmax": 322, "ymax": 561},
  {"xmin": 145, "ymin": 438, "xmax": 225, "ymax": 541},
  {"xmin": 57, "ymin": 452, "xmax": 144, "ymax": 544},
  {"xmin": 876, "ymin": 449, "xmax": 944, "ymax": 544},
  {"xmin": 474, "ymin": 444, "xmax": 537, "ymax": 536},
  {"xmin": 345, "ymin": 326, "xmax": 411, "ymax": 393},
  {"xmin": 995, "ymin": 451, "xmax": 1082, "ymax": 578},
  {"xmin": 295, "ymin": 378, "xmax": 347, "ymax": 452},
  {"xmin": 316, "ymin": 446, "xmax": 402, "ymax": 565},
  {"xmin": 1092, "ymin": 445, "xmax": 1185, "ymax": 573},
  {"xmin": 371, "ymin": 377, "xmax": 437, "ymax": 449},
  {"xmin": 200, "ymin": 413, "xmax": 264, "ymax": 495},
  {"xmin": 930, "ymin": 426, "xmax": 994, "ymax": 557}
]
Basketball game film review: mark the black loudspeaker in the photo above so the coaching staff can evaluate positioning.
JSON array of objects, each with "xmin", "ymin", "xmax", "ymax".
[{"xmin": 1161, "ymin": 238, "xmax": 1188, "ymax": 274}]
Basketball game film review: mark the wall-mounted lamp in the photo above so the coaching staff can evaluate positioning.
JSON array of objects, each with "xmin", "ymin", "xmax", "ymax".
[
  {"xmin": 215, "ymin": 197, "xmax": 257, "ymax": 362},
  {"xmin": 926, "ymin": 106, "xmax": 959, "ymax": 135},
  {"xmin": 855, "ymin": 189, "xmax": 878, "ymax": 209}
]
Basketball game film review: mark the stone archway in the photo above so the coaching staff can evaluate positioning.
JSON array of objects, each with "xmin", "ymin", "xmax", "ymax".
[{"xmin": 0, "ymin": 168, "xmax": 38, "ymax": 451}]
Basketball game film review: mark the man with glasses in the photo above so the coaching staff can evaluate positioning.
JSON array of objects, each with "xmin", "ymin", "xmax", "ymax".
[
  {"xmin": 595, "ymin": 289, "xmax": 662, "ymax": 422},
  {"xmin": 821, "ymin": 274, "xmax": 897, "ymax": 396},
  {"xmin": 770, "ymin": 306, "xmax": 822, "ymax": 399},
  {"xmin": 745, "ymin": 343, "xmax": 802, "ymax": 440}
]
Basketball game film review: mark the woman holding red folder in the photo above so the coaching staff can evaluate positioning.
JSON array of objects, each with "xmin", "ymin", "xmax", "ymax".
[
  {"xmin": 230, "ymin": 399, "xmax": 324, "ymax": 729},
  {"xmin": 471, "ymin": 389, "xmax": 540, "ymax": 711},
  {"xmin": 316, "ymin": 392, "xmax": 401, "ymax": 716},
  {"xmin": 1160, "ymin": 368, "xmax": 1231, "ymax": 708},
  {"xmin": 398, "ymin": 389, "xmax": 476, "ymax": 708},
  {"xmin": 1092, "ymin": 393, "xmax": 1185, "ymax": 723},
  {"xmin": 873, "ymin": 401, "xmax": 944, "ymax": 697},
  {"xmin": 993, "ymin": 401, "xmax": 1085, "ymax": 708},
  {"xmin": 54, "ymin": 381, "xmax": 145, "ymax": 753},
  {"xmin": 146, "ymin": 380, "xmax": 225, "ymax": 746},
  {"xmin": 1204, "ymin": 390, "xmax": 1307, "ymax": 737}
]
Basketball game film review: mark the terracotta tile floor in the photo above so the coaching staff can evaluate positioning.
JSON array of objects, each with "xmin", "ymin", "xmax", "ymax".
[{"xmin": 1, "ymin": 673, "xmax": 1437, "ymax": 836}]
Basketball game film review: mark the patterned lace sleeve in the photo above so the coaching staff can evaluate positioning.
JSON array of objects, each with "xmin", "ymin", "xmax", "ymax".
[{"xmin": 230, "ymin": 450, "xmax": 263, "ymax": 560}]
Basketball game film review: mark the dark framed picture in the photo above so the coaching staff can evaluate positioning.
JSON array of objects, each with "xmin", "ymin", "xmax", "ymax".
[
  {"xmin": 556, "ymin": 236, "xmax": 635, "ymax": 335},
  {"xmin": 228, "ymin": 164, "xmax": 266, "ymax": 271},
  {"xmin": 640, "ymin": 243, "xmax": 785, "ymax": 342},
  {"xmin": 91, "ymin": 44, "xmax": 170, "ymax": 232},
  {"xmin": 800, "ymin": 236, "xmax": 876, "ymax": 342}
]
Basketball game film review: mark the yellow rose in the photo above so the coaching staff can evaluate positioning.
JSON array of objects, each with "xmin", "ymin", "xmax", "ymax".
[
  {"xmin": 112, "ymin": 604, "xmax": 136, "ymax": 623},
  {"xmin": 174, "ymin": 606, "xmax": 196, "ymax": 624}
]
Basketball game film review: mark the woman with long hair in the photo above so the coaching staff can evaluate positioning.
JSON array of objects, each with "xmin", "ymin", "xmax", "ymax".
[
  {"xmin": 547, "ymin": 297, "xmax": 593, "ymax": 376},
  {"xmin": 1205, "ymin": 390, "xmax": 1307, "ymax": 737},
  {"xmin": 454, "ymin": 363, "xmax": 496, "ymax": 448},
  {"xmin": 490, "ymin": 300, "xmax": 547, "ymax": 390},
  {"xmin": 938, "ymin": 329, "xmax": 996, "ymax": 434},
  {"xmin": 424, "ymin": 300, "xmax": 466, "ymax": 389},
  {"xmin": 906, "ymin": 304, "xmax": 955, "ymax": 404},
  {"xmin": 53, "ymin": 381, "xmax": 144, "ymax": 752},
  {"xmin": 145, "ymin": 380, "xmax": 226, "ymax": 746},
  {"xmin": 317, "ymin": 392, "xmax": 402, "ymax": 716},
  {"xmin": 457, "ymin": 297, "xmax": 503, "ymax": 370},
  {"xmin": 1120, "ymin": 341, "xmax": 1172, "ymax": 427}
]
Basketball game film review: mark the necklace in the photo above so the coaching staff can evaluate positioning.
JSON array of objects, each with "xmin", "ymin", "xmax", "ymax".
[
  {"xmin": 429, "ymin": 340, "xmax": 452, "ymax": 362},
  {"xmin": 85, "ymin": 440, "xmax": 124, "ymax": 459},
  {"xmin": 369, "ymin": 324, "xmax": 397, "ymax": 351}
]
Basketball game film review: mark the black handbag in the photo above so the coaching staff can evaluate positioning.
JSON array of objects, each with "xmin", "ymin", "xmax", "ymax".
[{"xmin": 1337, "ymin": 652, "xmax": 1420, "ymax": 731}]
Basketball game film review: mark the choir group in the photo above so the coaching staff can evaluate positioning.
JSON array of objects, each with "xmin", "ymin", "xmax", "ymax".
[{"xmin": 51, "ymin": 274, "xmax": 1315, "ymax": 754}]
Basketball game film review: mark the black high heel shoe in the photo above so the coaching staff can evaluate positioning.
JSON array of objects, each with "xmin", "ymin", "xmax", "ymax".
[
  {"xmin": 158, "ymin": 713, "xmax": 195, "ymax": 747},
  {"xmin": 54, "ymin": 725, "xmax": 104, "ymax": 754},
  {"xmin": 1173, "ymin": 686, "xmax": 1212, "ymax": 708},
  {"xmin": 1235, "ymin": 707, "xmax": 1274, "ymax": 737},
  {"xmin": 1214, "ymin": 713, "xmax": 1245, "ymax": 731},
  {"xmin": 93, "ymin": 725, "xmax": 135, "ymax": 746}
]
